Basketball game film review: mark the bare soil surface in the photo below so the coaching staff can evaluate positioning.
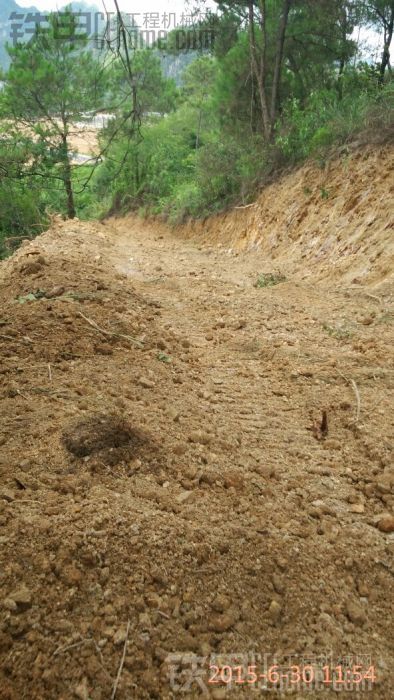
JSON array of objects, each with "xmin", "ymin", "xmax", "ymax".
[{"xmin": 0, "ymin": 163, "xmax": 393, "ymax": 699}]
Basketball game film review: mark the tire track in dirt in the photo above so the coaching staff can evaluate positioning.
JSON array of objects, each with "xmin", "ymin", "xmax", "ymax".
[{"xmin": 0, "ymin": 215, "xmax": 393, "ymax": 699}]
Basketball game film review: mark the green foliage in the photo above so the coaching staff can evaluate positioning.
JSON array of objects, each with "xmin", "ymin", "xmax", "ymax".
[
  {"xmin": 16, "ymin": 290, "xmax": 46, "ymax": 303},
  {"xmin": 0, "ymin": 176, "xmax": 47, "ymax": 259},
  {"xmin": 276, "ymin": 79, "xmax": 394, "ymax": 162},
  {"xmin": 94, "ymin": 106, "xmax": 198, "ymax": 216},
  {"xmin": 157, "ymin": 352, "xmax": 172, "ymax": 363},
  {"xmin": 94, "ymin": 105, "xmax": 271, "ymax": 223},
  {"xmin": 254, "ymin": 273, "xmax": 287, "ymax": 288},
  {"xmin": 322, "ymin": 322, "xmax": 354, "ymax": 340},
  {"xmin": 212, "ymin": 33, "xmax": 253, "ymax": 129},
  {"xmin": 109, "ymin": 49, "xmax": 178, "ymax": 115},
  {"xmin": 0, "ymin": 8, "xmax": 106, "ymax": 220},
  {"xmin": 1, "ymin": 1, "xmax": 393, "ymax": 247},
  {"xmin": 95, "ymin": 2, "xmax": 394, "ymax": 224},
  {"xmin": 165, "ymin": 182, "xmax": 205, "ymax": 223}
]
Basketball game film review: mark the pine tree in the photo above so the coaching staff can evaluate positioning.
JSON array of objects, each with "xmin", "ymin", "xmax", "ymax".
[{"xmin": 0, "ymin": 8, "xmax": 105, "ymax": 218}]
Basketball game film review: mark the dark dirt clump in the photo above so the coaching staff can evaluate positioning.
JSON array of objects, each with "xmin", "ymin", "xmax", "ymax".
[{"xmin": 62, "ymin": 414, "xmax": 146, "ymax": 459}]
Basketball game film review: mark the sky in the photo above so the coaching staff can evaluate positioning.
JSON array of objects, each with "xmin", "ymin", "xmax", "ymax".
[
  {"xmin": 16, "ymin": 0, "xmax": 209, "ymax": 25},
  {"xmin": 17, "ymin": 0, "xmax": 191, "ymax": 8},
  {"xmin": 16, "ymin": 0, "xmax": 218, "ymax": 42},
  {"xmin": 16, "ymin": 0, "xmax": 381, "ymax": 59}
]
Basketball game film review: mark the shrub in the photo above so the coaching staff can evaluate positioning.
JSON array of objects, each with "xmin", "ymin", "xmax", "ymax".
[{"xmin": 0, "ymin": 182, "xmax": 47, "ymax": 258}]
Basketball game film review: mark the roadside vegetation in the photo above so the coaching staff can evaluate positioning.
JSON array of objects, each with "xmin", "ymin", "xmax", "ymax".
[{"xmin": 0, "ymin": 1, "xmax": 393, "ymax": 256}]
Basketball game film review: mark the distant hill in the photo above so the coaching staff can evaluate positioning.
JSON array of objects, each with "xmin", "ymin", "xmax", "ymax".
[
  {"xmin": 0, "ymin": 1, "xmax": 101, "ymax": 71},
  {"xmin": 0, "ymin": 1, "xmax": 38, "ymax": 71},
  {"xmin": 0, "ymin": 0, "xmax": 36, "ymax": 21},
  {"xmin": 159, "ymin": 51, "xmax": 198, "ymax": 86},
  {"xmin": 0, "ymin": 1, "xmax": 198, "ymax": 84}
]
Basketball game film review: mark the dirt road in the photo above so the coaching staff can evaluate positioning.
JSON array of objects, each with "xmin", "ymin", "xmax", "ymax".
[{"xmin": 0, "ymin": 214, "xmax": 393, "ymax": 699}]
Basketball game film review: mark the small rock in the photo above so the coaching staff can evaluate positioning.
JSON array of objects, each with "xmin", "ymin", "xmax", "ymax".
[
  {"xmin": 197, "ymin": 389, "xmax": 211, "ymax": 400},
  {"xmin": 223, "ymin": 470, "xmax": 244, "ymax": 489},
  {"xmin": 272, "ymin": 574, "xmax": 285, "ymax": 595},
  {"xmin": 94, "ymin": 344, "xmax": 113, "ymax": 356},
  {"xmin": 74, "ymin": 677, "xmax": 89, "ymax": 700},
  {"xmin": 211, "ymin": 595, "xmax": 231, "ymax": 613},
  {"xmin": 3, "ymin": 598, "xmax": 17, "ymax": 612},
  {"xmin": 350, "ymin": 503, "xmax": 365, "ymax": 514},
  {"xmin": 8, "ymin": 585, "xmax": 32, "ymax": 610},
  {"xmin": 100, "ymin": 567, "xmax": 110, "ymax": 584},
  {"xmin": 376, "ymin": 475, "xmax": 392, "ymax": 494},
  {"xmin": 113, "ymin": 627, "xmax": 128, "ymax": 645},
  {"xmin": 268, "ymin": 599, "xmax": 282, "ymax": 624},
  {"xmin": 1, "ymin": 489, "xmax": 15, "ymax": 503},
  {"xmin": 345, "ymin": 599, "xmax": 366, "ymax": 626},
  {"xmin": 209, "ymin": 612, "xmax": 237, "ymax": 633},
  {"xmin": 276, "ymin": 556, "xmax": 288, "ymax": 571},
  {"xmin": 139, "ymin": 612, "xmax": 151, "ymax": 628},
  {"xmin": 357, "ymin": 580, "xmax": 370, "ymax": 597},
  {"xmin": 61, "ymin": 564, "xmax": 83, "ymax": 586},
  {"xmin": 45, "ymin": 285, "xmax": 65, "ymax": 299},
  {"xmin": 234, "ymin": 319, "xmax": 247, "ymax": 330},
  {"xmin": 200, "ymin": 471, "xmax": 218, "ymax": 486},
  {"xmin": 139, "ymin": 377, "xmax": 155, "ymax": 389},
  {"xmin": 176, "ymin": 490, "xmax": 194, "ymax": 504},
  {"xmin": 167, "ymin": 407, "xmax": 180, "ymax": 422},
  {"xmin": 376, "ymin": 514, "xmax": 394, "ymax": 533},
  {"xmin": 145, "ymin": 592, "xmax": 162, "ymax": 609}
]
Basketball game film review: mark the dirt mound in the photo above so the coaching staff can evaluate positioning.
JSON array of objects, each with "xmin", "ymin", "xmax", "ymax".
[{"xmin": 0, "ymin": 164, "xmax": 393, "ymax": 699}]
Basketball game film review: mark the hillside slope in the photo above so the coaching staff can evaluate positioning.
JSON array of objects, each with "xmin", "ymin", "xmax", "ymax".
[
  {"xmin": 0, "ymin": 147, "xmax": 393, "ymax": 699},
  {"xmin": 178, "ymin": 143, "xmax": 393, "ymax": 287}
]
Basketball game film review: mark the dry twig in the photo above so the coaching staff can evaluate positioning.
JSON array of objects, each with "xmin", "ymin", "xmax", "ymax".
[
  {"xmin": 77, "ymin": 311, "xmax": 143, "ymax": 348},
  {"xmin": 157, "ymin": 609, "xmax": 170, "ymax": 620},
  {"xmin": 111, "ymin": 620, "xmax": 130, "ymax": 700},
  {"xmin": 52, "ymin": 639, "xmax": 88, "ymax": 657},
  {"xmin": 234, "ymin": 202, "xmax": 257, "ymax": 210},
  {"xmin": 338, "ymin": 371, "xmax": 361, "ymax": 423}
]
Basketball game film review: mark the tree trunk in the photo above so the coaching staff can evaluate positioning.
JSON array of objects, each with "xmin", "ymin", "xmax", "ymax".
[
  {"xmin": 337, "ymin": 5, "xmax": 349, "ymax": 100},
  {"xmin": 270, "ymin": 0, "xmax": 292, "ymax": 137},
  {"xmin": 288, "ymin": 53, "xmax": 306, "ymax": 103},
  {"xmin": 65, "ymin": 171, "xmax": 76, "ymax": 219},
  {"xmin": 379, "ymin": 8, "xmax": 394, "ymax": 85},
  {"xmin": 61, "ymin": 135, "xmax": 76, "ymax": 219},
  {"xmin": 248, "ymin": 1, "xmax": 271, "ymax": 141},
  {"xmin": 196, "ymin": 109, "xmax": 203, "ymax": 150}
]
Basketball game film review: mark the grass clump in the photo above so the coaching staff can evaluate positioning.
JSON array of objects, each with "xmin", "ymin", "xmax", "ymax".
[{"xmin": 254, "ymin": 273, "xmax": 287, "ymax": 288}]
